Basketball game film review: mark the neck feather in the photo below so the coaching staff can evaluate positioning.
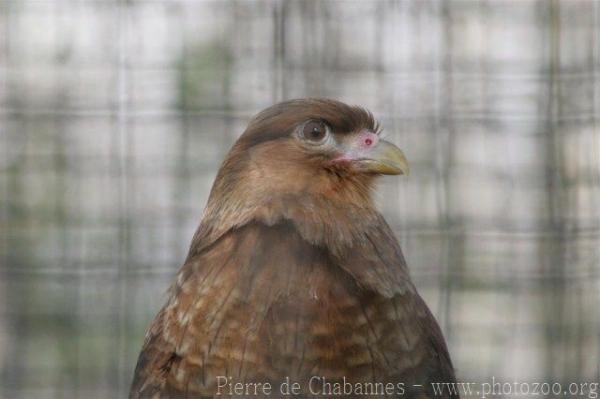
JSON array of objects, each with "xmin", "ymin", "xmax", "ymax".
[{"xmin": 191, "ymin": 187, "xmax": 380, "ymax": 259}]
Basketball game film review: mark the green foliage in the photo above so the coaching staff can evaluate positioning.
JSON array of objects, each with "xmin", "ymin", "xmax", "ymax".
[{"xmin": 176, "ymin": 43, "xmax": 232, "ymax": 111}]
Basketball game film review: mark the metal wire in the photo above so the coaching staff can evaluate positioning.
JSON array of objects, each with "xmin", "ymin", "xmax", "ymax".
[{"xmin": 0, "ymin": 1, "xmax": 599, "ymax": 398}]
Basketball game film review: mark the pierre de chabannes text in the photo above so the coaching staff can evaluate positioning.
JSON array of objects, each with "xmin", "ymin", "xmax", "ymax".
[{"xmin": 216, "ymin": 376, "xmax": 600, "ymax": 398}]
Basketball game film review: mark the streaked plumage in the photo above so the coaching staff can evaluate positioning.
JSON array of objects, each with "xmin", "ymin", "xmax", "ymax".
[{"xmin": 130, "ymin": 99, "xmax": 457, "ymax": 398}]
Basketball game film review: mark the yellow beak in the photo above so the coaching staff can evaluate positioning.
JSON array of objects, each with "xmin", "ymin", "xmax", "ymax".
[{"xmin": 355, "ymin": 140, "xmax": 410, "ymax": 176}]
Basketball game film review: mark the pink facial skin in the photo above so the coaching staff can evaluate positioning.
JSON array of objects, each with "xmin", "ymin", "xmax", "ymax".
[
  {"xmin": 360, "ymin": 131, "xmax": 379, "ymax": 149},
  {"xmin": 332, "ymin": 131, "xmax": 380, "ymax": 163}
]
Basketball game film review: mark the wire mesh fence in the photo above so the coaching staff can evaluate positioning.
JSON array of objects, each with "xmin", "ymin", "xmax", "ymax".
[{"xmin": 0, "ymin": 1, "xmax": 599, "ymax": 398}]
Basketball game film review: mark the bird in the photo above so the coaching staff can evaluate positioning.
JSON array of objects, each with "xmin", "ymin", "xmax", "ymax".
[{"xmin": 129, "ymin": 98, "xmax": 458, "ymax": 398}]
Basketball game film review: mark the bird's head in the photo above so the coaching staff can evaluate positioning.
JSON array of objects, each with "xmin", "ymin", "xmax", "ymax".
[{"xmin": 197, "ymin": 98, "xmax": 409, "ymax": 251}]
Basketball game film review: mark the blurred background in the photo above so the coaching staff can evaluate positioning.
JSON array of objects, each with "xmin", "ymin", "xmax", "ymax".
[{"xmin": 1, "ymin": 0, "xmax": 599, "ymax": 398}]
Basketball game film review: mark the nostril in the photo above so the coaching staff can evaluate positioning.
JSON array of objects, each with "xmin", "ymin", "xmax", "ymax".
[{"xmin": 363, "ymin": 132, "xmax": 378, "ymax": 147}]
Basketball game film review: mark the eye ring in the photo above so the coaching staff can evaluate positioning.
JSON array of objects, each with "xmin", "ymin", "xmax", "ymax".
[{"xmin": 301, "ymin": 120, "xmax": 329, "ymax": 144}]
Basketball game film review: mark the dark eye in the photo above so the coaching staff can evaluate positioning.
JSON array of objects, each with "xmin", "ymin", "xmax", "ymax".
[{"xmin": 302, "ymin": 121, "xmax": 328, "ymax": 143}]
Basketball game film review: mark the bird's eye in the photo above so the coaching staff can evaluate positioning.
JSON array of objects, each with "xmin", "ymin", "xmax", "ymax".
[{"xmin": 302, "ymin": 121, "xmax": 328, "ymax": 143}]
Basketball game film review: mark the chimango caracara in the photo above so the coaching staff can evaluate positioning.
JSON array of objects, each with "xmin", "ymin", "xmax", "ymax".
[{"xmin": 130, "ymin": 99, "xmax": 458, "ymax": 398}]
